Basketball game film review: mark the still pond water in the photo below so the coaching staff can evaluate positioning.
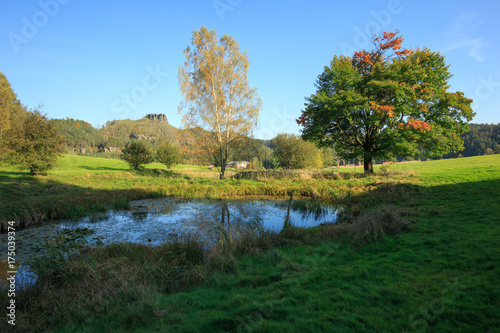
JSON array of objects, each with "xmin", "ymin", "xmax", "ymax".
[{"xmin": 1, "ymin": 197, "xmax": 339, "ymax": 288}]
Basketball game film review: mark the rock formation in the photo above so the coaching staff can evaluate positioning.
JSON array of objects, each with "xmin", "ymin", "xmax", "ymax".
[
  {"xmin": 145, "ymin": 113, "xmax": 168, "ymax": 123},
  {"xmin": 129, "ymin": 133, "xmax": 154, "ymax": 141}
]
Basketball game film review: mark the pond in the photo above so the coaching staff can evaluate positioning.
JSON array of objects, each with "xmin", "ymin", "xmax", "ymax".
[{"xmin": 0, "ymin": 197, "xmax": 340, "ymax": 288}]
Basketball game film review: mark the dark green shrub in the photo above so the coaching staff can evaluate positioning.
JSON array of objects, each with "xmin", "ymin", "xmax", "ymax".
[{"xmin": 120, "ymin": 140, "xmax": 153, "ymax": 170}]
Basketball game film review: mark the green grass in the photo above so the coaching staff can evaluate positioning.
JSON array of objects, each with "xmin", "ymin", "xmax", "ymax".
[
  {"xmin": 0, "ymin": 155, "xmax": 373, "ymax": 231},
  {"xmin": 0, "ymin": 155, "xmax": 499, "ymax": 332},
  {"xmin": 131, "ymin": 155, "xmax": 497, "ymax": 332},
  {"xmin": 150, "ymin": 207, "xmax": 495, "ymax": 330},
  {"xmin": 0, "ymin": 155, "xmax": 243, "ymax": 230}
]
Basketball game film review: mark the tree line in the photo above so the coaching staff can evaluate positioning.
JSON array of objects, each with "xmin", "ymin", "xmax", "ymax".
[
  {"xmin": 442, "ymin": 123, "xmax": 500, "ymax": 158},
  {"xmin": 1, "ymin": 67, "xmax": 498, "ymax": 176}
]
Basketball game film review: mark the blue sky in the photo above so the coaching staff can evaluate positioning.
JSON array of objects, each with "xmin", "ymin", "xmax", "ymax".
[{"xmin": 1, "ymin": 0, "xmax": 499, "ymax": 139}]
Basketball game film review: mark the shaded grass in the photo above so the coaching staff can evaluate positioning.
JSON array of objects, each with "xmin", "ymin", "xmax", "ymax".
[
  {"xmin": 0, "ymin": 155, "xmax": 499, "ymax": 332},
  {"xmin": 8, "ymin": 238, "xmax": 206, "ymax": 332}
]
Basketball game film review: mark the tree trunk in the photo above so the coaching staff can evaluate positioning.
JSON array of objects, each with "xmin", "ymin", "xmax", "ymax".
[
  {"xmin": 284, "ymin": 190, "xmax": 294, "ymax": 229},
  {"xmin": 219, "ymin": 144, "xmax": 225, "ymax": 179},
  {"xmin": 364, "ymin": 157, "xmax": 374, "ymax": 175},
  {"xmin": 220, "ymin": 164, "xmax": 225, "ymax": 179}
]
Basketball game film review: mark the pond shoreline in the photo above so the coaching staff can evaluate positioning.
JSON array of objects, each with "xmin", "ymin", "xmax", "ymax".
[{"xmin": 0, "ymin": 197, "xmax": 340, "ymax": 263}]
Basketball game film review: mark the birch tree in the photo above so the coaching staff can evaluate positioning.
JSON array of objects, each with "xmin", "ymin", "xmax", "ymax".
[{"xmin": 178, "ymin": 26, "xmax": 261, "ymax": 179}]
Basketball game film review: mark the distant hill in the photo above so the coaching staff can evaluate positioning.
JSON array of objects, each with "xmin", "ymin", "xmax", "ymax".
[
  {"xmin": 53, "ymin": 118, "xmax": 105, "ymax": 155},
  {"xmin": 101, "ymin": 113, "xmax": 179, "ymax": 149},
  {"xmin": 55, "ymin": 113, "xmax": 179, "ymax": 157}
]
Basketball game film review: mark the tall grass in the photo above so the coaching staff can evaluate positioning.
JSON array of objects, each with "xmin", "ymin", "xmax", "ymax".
[{"xmin": 5, "ymin": 220, "xmax": 330, "ymax": 332}]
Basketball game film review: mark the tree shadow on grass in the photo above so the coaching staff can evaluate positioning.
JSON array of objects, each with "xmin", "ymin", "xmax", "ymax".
[
  {"xmin": 340, "ymin": 176, "xmax": 500, "ymax": 234},
  {"xmin": 0, "ymin": 170, "xmax": 35, "ymax": 177},
  {"xmin": 135, "ymin": 168, "xmax": 190, "ymax": 179},
  {"xmin": 76, "ymin": 165, "xmax": 130, "ymax": 172}
]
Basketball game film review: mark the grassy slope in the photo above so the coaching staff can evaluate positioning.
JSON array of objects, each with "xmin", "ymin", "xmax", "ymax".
[
  {"xmin": 118, "ymin": 156, "xmax": 498, "ymax": 332},
  {"xmin": 1, "ymin": 155, "xmax": 498, "ymax": 332},
  {"xmin": 37, "ymin": 155, "xmax": 497, "ymax": 333}
]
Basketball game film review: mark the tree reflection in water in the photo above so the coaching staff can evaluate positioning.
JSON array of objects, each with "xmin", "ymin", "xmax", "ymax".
[{"xmin": 7, "ymin": 198, "xmax": 339, "ymax": 250}]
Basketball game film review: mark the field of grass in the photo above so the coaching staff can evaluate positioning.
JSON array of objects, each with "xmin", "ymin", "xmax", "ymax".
[
  {"xmin": 141, "ymin": 157, "xmax": 499, "ymax": 332},
  {"xmin": 0, "ymin": 154, "xmax": 499, "ymax": 332},
  {"xmin": 0, "ymin": 155, "xmax": 240, "ymax": 231},
  {"xmin": 1, "ymin": 155, "xmax": 377, "ymax": 231}
]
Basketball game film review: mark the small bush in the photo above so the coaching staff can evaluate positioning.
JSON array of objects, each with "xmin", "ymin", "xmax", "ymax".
[
  {"xmin": 346, "ymin": 206, "xmax": 413, "ymax": 244},
  {"xmin": 120, "ymin": 140, "xmax": 153, "ymax": 170},
  {"xmin": 156, "ymin": 141, "xmax": 181, "ymax": 169}
]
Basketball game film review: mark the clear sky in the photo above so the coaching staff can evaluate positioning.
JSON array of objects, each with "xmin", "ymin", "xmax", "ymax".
[{"xmin": 1, "ymin": 0, "xmax": 499, "ymax": 139}]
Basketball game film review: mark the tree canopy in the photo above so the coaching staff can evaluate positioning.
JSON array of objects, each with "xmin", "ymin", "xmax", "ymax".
[
  {"xmin": 2, "ymin": 109, "xmax": 64, "ymax": 175},
  {"xmin": 156, "ymin": 140, "xmax": 180, "ymax": 169},
  {"xmin": 178, "ymin": 26, "xmax": 261, "ymax": 179},
  {"xmin": 298, "ymin": 30, "xmax": 474, "ymax": 174},
  {"xmin": 0, "ymin": 72, "xmax": 22, "ymax": 136}
]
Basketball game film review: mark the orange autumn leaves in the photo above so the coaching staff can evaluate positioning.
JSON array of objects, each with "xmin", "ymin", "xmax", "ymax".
[
  {"xmin": 354, "ymin": 29, "xmax": 410, "ymax": 66},
  {"xmin": 353, "ymin": 50, "xmax": 374, "ymax": 65},
  {"xmin": 296, "ymin": 114, "xmax": 306, "ymax": 125},
  {"xmin": 369, "ymin": 101, "xmax": 395, "ymax": 118},
  {"xmin": 398, "ymin": 118, "xmax": 432, "ymax": 132},
  {"xmin": 376, "ymin": 30, "xmax": 409, "ymax": 56},
  {"xmin": 369, "ymin": 101, "xmax": 431, "ymax": 133},
  {"xmin": 297, "ymin": 29, "xmax": 430, "ymax": 133}
]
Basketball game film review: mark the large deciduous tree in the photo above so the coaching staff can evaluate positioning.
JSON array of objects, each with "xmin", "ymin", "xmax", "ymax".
[
  {"xmin": 0, "ymin": 72, "xmax": 22, "ymax": 137},
  {"xmin": 298, "ymin": 30, "xmax": 474, "ymax": 175},
  {"xmin": 2, "ymin": 108, "xmax": 64, "ymax": 175},
  {"xmin": 178, "ymin": 26, "xmax": 261, "ymax": 179}
]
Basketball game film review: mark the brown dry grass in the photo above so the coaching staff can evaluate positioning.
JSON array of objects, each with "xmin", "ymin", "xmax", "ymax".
[
  {"xmin": 175, "ymin": 168, "xmax": 238, "ymax": 179},
  {"xmin": 346, "ymin": 205, "xmax": 413, "ymax": 244}
]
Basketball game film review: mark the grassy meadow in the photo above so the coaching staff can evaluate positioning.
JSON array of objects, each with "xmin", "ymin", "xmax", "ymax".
[
  {"xmin": 1, "ymin": 154, "xmax": 377, "ymax": 232},
  {"xmin": 0, "ymin": 154, "xmax": 499, "ymax": 332}
]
